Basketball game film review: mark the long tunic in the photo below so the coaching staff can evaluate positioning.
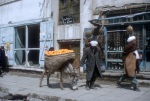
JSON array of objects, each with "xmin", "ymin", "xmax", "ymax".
[
  {"xmin": 122, "ymin": 41, "xmax": 137, "ymax": 77},
  {"xmin": 123, "ymin": 52, "xmax": 136, "ymax": 77},
  {"xmin": 80, "ymin": 47, "xmax": 102, "ymax": 81}
]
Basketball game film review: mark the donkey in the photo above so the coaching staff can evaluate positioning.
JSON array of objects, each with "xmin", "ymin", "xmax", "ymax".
[{"xmin": 39, "ymin": 60, "xmax": 79, "ymax": 90}]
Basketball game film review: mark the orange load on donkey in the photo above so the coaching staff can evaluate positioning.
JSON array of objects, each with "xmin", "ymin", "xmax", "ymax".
[
  {"xmin": 44, "ymin": 49, "xmax": 74, "ymax": 56},
  {"xmin": 44, "ymin": 49, "xmax": 75, "ymax": 74}
]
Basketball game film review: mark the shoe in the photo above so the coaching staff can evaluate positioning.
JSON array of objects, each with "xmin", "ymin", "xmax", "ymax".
[
  {"xmin": 90, "ymin": 82, "xmax": 95, "ymax": 89},
  {"xmin": 131, "ymin": 83, "xmax": 140, "ymax": 91},
  {"xmin": 0, "ymin": 73, "xmax": 3, "ymax": 77},
  {"xmin": 117, "ymin": 81, "xmax": 121, "ymax": 87},
  {"xmin": 133, "ymin": 86, "xmax": 137, "ymax": 90},
  {"xmin": 3, "ymin": 72, "xmax": 7, "ymax": 75},
  {"xmin": 86, "ymin": 85, "xmax": 90, "ymax": 90},
  {"xmin": 133, "ymin": 85, "xmax": 140, "ymax": 91},
  {"xmin": 86, "ymin": 81, "xmax": 90, "ymax": 90}
]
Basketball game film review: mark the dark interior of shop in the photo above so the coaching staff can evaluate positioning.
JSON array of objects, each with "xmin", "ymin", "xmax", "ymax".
[
  {"xmin": 146, "ymin": 25, "xmax": 150, "ymax": 62},
  {"xmin": 15, "ymin": 25, "xmax": 40, "ymax": 66},
  {"xmin": 28, "ymin": 25, "xmax": 40, "ymax": 65},
  {"xmin": 59, "ymin": 41, "xmax": 80, "ymax": 68}
]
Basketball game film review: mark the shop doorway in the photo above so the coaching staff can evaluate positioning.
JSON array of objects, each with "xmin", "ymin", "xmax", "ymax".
[
  {"xmin": 128, "ymin": 25, "xmax": 150, "ymax": 71},
  {"xmin": 14, "ymin": 24, "xmax": 40, "ymax": 66},
  {"xmin": 59, "ymin": 41, "xmax": 80, "ymax": 69},
  {"xmin": 144, "ymin": 25, "xmax": 150, "ymax": 71}
]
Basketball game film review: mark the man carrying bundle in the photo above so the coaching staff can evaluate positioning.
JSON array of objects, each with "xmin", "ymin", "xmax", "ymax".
[{"xmin": 117, "ymin": 36, "xmax": 139, "ymax": 91}]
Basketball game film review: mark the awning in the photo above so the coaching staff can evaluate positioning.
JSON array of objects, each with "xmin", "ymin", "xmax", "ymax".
[
  {"xmin": 89, "ymin": 11, "xmax": 150, "ymax": 26},
  {"xmin": 93, "ymin": 3, "xmax": 150, "ymax": 15}
]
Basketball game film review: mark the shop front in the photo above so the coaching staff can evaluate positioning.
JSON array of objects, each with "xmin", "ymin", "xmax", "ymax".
[
  {"xmin": 0, "ymin": 20, "xmax": 53, "ymax": 68},
  {"xmin": 57, "ymin": 39, "xmax": 80, "ymax": 69},
  {"xmin": 90, "ymin": 11, "xmax": 150, "ymax": 71}
]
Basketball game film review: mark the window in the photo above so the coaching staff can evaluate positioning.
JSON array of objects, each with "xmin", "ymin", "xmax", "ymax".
[
  {"xmin": 14, "ymin": 24, "xmax": 40, "ymax": 66},
  {"xmin": 59, "ymin": 0, "xmax": 80, "ymax": 25}
]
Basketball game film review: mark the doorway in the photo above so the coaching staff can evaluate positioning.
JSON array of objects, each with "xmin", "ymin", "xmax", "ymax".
[
  {"xmin": 144, "ymin": 25, "xmax": 150, "ymax": 71},
  {"xmin": 59, "ymin": 41, "xmax": 80, "ymax": 69},
  {"xmin": 14, "ymin": 24, "xmax": 40, "ymax": 66}
]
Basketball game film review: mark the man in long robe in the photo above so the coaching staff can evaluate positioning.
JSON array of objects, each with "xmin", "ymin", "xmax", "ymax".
[
  {"xmin": 80, "ymin": 40, "xmax": 103, "ymax": 90},
  {"xmin": 117, "ymin": 36, "xmax": 139, "ymax": 91}
]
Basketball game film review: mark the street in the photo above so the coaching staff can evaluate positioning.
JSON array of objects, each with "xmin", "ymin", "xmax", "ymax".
[{"xmin": 0, "ymin": 71, "xmax": 150, "ymax": 101}]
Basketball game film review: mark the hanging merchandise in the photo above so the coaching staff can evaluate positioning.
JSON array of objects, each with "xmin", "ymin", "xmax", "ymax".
[{"xmin": 127, "ymin": 25, "xmax": 133, "ymax": 34}]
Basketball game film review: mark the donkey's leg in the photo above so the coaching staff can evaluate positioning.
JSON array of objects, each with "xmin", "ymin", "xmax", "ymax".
[
  {"xmin": 47, "ymin": 71, "xmax": 51, "ymax": 87},
  {"xmin": 39, "ymin": 71, "xmax": 45, "ymax": 87},
  {"xmin": 60, "ymin": 71, "xmax": 64, "ymax": 90},
  {"xmin": 39, "ymin": 66, "xmax": 47, "ymax": 87}
]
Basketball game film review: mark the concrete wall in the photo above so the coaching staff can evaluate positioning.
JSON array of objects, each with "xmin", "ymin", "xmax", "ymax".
[
  {"xmin": 93, "ymin": 0, "xmax": 150, "ymax": 9},
  {"xmin": 80, "ymin": 0, "xmax": 93, "ymax": 56},
  {"xmin": 52, "ymin": 0, "xmax": 94, "ymax": 53},
  {"xmin": 57, "ymin": 24, "xmax": 80, "ymax": 40},
  {"xmin": 0, "ymin": 0, "xmax": 52, "ymax": 25},
  {"xmin": 0, "ymin": 0, "xmax": 53, "ymax": 67},
  {"xmin": 51, "ymin": 0, "xmax": 59, "ymax": 50}
]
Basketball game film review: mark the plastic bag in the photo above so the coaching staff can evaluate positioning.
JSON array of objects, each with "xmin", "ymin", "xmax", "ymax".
[{"xmin": 100, "ymin": 61, "xmax": 106, "ymax": 72}]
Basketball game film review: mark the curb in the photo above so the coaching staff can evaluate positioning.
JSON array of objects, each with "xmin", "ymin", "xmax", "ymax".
[{"xmin": 8, "ymin": 67, "xmax": 150, "ymax": 85}]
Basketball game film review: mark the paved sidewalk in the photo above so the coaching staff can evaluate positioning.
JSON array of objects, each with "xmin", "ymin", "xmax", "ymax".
[
  {"xmin": 0, "ymin": 73, "xmax": 150, "ymax": 101},
  {"xmin": 9, "ymin": 66, "xmax": 150, "ymax": 80}
]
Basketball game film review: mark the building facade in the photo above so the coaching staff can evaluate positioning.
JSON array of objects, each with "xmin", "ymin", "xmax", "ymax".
[
  {"xmin": 0, "ymin": 0, "xmax": 150, "ymax": 72},
  {"xmin": 0, "ymin": 0, "xmax": 53, "ymax": 69},
  {"xmin": 89, "ymin": 0, "xmax": 150, "ymax": 71}
]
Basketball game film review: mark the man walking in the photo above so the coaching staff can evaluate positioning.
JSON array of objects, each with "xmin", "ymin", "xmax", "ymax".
[
  {"xmin": 80, "ymin": 40, "xmax": 103, "ymax": 90},
  {"xmin": 117, "ymin": 36, "xmax": 139, "ymax": 91}
]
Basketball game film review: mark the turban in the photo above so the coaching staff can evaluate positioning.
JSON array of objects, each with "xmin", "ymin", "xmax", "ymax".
[
  {"xmin": 127, "ymin": 36, "xmax": 136, "ymax": 42},
  {"xmin": 90, "ymin": 41, "xmax": 98, "ymax": 46}
]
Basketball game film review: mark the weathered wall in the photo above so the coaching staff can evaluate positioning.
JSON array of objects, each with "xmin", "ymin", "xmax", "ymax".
[
  {"xmin": 0, "ymin": 0, "xmax": 52, "ymax": 25},
  {"xmin": 93, "ymin": 0, "xmax": 150, "ymax": 14},
  {"xmin": 57, "ymin": 24, "xmax": 80, "ymax": 40},
  {"xmin": 52, "ymin": 0, "xmax": 82, "ymax": 50},
  {"xmin": 93, "ymin": 0, "xmax": 150, "ymax": 8},
  {"xmin": 52, "ymin": 0, "xmax": 94, "ymax": 52},
  {"xmin": 80, "ymin": 0, "xmax": 93, "ymax": 56},
  {"xmin": 52, "ymin": 0, "xmax": 94, "ymax": 72},
  {"xmin": 0, "ymin": 0, "xmax": 53, "ymax": 67},
  {"xmin": 51, "ymin": 0, "xmax": 59, "ymax": 50}
]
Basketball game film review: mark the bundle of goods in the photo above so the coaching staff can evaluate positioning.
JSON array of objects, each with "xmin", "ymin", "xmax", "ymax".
[
  {"xmin": 44, "ymin": 49, "xmax": 75, "ymax": 74},
  {"xmin": 44, "ymin": 49, "xmax": 74, "ymax": 56}
]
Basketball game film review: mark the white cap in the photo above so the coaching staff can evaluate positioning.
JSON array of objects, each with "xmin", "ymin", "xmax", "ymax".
[
  {"xmin": 90, "ymin": 41, "xmax": 98, "ymax": 46},
  {"xmin": 127, "ymin": 36, "xmax": 136, "ymax": 42}
]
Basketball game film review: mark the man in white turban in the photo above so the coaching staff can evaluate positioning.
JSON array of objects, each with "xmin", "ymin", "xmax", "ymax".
[
  {"xmin": 80, "ymin": 40, "xmax": 103, "ymax": 90},
  {"xmin": 90, "ymin": 41, "xmax": 98, "ymax": 47},
  {"xmin": 117, "ymin": 36, "xmax": 139, "ymax": 91}
]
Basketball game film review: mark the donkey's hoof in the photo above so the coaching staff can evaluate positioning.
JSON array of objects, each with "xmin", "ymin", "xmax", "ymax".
[
  {"xmin": 60, "ymin": 85, "xmax": 64, "ymax": 90},
  {"xmin": 60, "ymin": 87, "xmax": 64, "ymax": 90}
]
